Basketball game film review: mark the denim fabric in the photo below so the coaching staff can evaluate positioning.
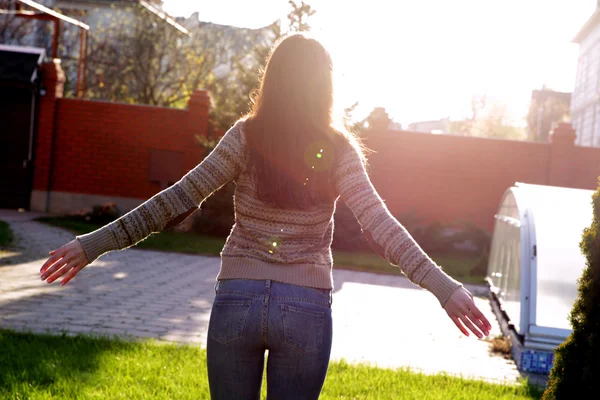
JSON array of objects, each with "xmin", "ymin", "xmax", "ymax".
[{"xmin": 207, "ymin": 279, "xmax": 333, "ymax": 400}]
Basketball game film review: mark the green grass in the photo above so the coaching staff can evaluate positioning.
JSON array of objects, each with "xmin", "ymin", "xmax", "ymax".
[
  {"xmin": 0, "ymin": 219, "xmax": 14, "ymax": 247},
  {"xmin": 35, "ymin": 216, "xmax": 485, "ymax": 285},
  {"xmin": 332, "ymin": 250, "xmax": 485, "ymax": 285},
  {"xmin": 35, "ymin": 216, "xmax": 227, "ymax": 257},
  {"xmin": 0, "ymin": 329, "xmax": 543, "ymax": 399}
]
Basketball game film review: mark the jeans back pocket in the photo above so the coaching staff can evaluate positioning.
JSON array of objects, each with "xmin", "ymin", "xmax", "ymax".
[
  {"xmin": 208, "ymin": 300, "xmax": 252, "ymax": 345},
  {"xmin": 281, "ymin": 304, "xmax": 325, "ymax": 354}
]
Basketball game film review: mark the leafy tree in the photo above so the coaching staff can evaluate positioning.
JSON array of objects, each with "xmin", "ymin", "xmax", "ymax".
[
  {"xmin": 286, "ymin": 0, "xmax": 316, "ymax": 32},
  {"xmin": 67, "ymin": 4, "xmax": 216, "ymax": 107},
  {"xmin": 543, "ymin": 184, "xmax": 600, "ymax": 399},
  {"xmin": 448, "ymin": 95, "xmax": 526, "ymax": 140},
  {"xmin": 0, "ymin": 0, "xmax": 48, "ymax": 49}
]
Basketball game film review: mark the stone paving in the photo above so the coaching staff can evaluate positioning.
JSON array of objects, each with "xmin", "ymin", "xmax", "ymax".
[{"xmin": 0, "ymin": 209, "xmax": 521, "ymax": 384}]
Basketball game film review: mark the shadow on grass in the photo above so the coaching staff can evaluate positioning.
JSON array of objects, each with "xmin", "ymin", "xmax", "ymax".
[
  {"xmin": 0, "ymin": 328, "xmax": 211, "ymax": 399},
  {"xmin": 0, "ymin": 329, "xmax": 123, "ymax": 396}
]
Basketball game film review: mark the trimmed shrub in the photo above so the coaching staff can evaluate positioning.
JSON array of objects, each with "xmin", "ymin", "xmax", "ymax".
[
  {"xmin": 0, "ymin": 220, "xmax": 14, "ymax": 247},
  {"xmin": 332, "ymin": 201, "xmax": 371, "ymax": 252},
  {"xmin": 190, "ymin": 182, "xmax": 236, "ymax": 237},
  {"xmin": 542, "ymin": 184, "xmax": 600, "ymax": 399},
  {"xmin": 67, "ymin": 202, "xmax": 121, "ymax": 225}
]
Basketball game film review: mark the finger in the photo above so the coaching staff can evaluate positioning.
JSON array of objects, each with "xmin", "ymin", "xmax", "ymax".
[
  {"xmin": 449, "ymin": 314, "xmax": 469, "ymax": 337},
  {"xmin": 46, "ymin": 260, "xmax": 77, "ymax": 283},
  {"xmin": 43, "ymin": 252, "xmax": 76, "ymax": 277},
  {"xmin": 41, "ymin": 258, "xmax": 65, "ymax": 279},
  {"xmin": 41, "ymin": 249, "xmax": 68, "ymax": 274},
  {"xmin": 470, "ymin": 306, "xmax": 492, "ymax": 332},
  {"xmin": 41, "ymin": 254, "xmax": 61, "ymax": 274},
  {"xmin": 467, "ymin": 310, "xmax": 490, "ymax": 336},
  {"xmin": 61, "ymin": 265, "xmax": 84, "ymax": 286},
  {"xmin": 461, "ymin": 314, "xmax": 484, "ymax": 339},
  {"xmin": 42, "ymin": 256, "xmax": 72, "ymax": 281}
]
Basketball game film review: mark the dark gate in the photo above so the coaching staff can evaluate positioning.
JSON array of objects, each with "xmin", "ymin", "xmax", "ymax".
[{"xmin": 0, "ymin": 46, "xmax": 44, "ymax": 210}]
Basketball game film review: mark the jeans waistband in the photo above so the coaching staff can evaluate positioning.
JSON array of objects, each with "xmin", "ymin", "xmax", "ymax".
[{"xmin": 214, "ymin": 279, "xmax": 332, "ymax": 307}]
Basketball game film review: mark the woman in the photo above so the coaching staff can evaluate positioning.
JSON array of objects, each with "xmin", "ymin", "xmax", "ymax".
[{"xmin": 40, "ymin": 33, "xmax": 491, "ymax": 399}]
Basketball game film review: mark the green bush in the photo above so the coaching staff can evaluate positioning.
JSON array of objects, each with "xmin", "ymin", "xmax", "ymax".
[
  {"xmin": 543, "ymin": 184, "xmax": 600, "ymax": 399},
  {"xmin": 332, "ymin": 201, "xmax": 372, "ymax": 252},
  {"xmin": 190, "ymin": 182, "xmax": 236, "ymax": 237},
  {"xmin": 0, "ymin": 220, "xmax": 14, "ymax": 247},
  {"xmin": 67, "ymin": 202, "xmax": 122, "ymax": 225},
  {"xmin": 333, "ymin": 207, "xmax": 491, "ymax": 266}
]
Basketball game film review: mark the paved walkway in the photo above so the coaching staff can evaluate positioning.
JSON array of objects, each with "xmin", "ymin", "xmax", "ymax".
[{"xmin": 0, "ymin": 209, "xmax": 520, "ymax": 384}]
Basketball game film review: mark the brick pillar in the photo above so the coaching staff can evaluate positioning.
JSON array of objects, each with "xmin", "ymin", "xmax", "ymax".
[
  {"xmin": 30, "ymin": 59, "xmax": 65, "ymax": 212},
  {"xmin": 187, "ymin": 89, "xmax": 211, "ymax": 136},
  {"xmin": 548, "ymin": 122, "xmax": 576, "ymax": 187}
]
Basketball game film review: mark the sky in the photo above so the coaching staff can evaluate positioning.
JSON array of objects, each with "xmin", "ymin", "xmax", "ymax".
[{"xmin": 162, "ymin": 0, "xmax": 596, "ymax": 127}]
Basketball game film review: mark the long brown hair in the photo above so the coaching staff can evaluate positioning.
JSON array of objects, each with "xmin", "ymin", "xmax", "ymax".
[{"xmin": 244, "ymin": 33, "xmax": 365, "ymax": 210}]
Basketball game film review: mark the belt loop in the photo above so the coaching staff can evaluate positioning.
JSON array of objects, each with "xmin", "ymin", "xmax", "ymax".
[
  {"xmin": 329, "ymin": 290, "xmax": 333, "ymax": 307},
  {"xmin": 214, "ymin": 280, "xmax": 219, "ymax": 295}
]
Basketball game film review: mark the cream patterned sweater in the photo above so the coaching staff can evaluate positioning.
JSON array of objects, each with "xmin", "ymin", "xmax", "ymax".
[{"xmin": 76, "ymin": 120, "xmax": 463, "ymax": 307}]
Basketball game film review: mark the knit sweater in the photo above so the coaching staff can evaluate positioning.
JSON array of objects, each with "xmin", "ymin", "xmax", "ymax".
[{"xmin": 75, "ymin": 119, "xmax": 463, "ymax": 307}]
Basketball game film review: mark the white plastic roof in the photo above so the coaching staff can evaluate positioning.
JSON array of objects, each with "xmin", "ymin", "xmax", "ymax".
[{"xmin": 487, "ymin": 182, "xmax": 594, "ymax": 348}]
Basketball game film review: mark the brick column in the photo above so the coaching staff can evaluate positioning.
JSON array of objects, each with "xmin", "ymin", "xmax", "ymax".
[
  {"xmin": 548, "ymin": 122, "xmax": 577, "ymax": 187},
  {"xmin": 187, "ymin": 89, "xmax": 210, "ymax": 135},
  {"xmin": 30, "ymin": 59, "xmax": 65, "ymax": 212}
]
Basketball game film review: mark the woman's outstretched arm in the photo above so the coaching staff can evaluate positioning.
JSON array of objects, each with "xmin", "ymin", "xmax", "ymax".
[
  {"xmin": 333, "ymin": 144, "xmax": 491, "ymax": 337},
  {"xmin": 40, "ymin": 121, "xmax": 246, "ymax": 285}
]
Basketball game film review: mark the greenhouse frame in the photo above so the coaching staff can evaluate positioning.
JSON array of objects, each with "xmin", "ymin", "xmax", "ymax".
[{"xmin": 486, "ymin": 182, "xmax": 594, "ymax": 374}]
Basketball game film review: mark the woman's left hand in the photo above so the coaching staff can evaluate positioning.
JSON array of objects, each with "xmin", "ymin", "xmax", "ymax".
[
  {"xmin": 443, "ymin": 286, "xmax": 492, "ymax": 338},
  {"xmin": 40, "ymin": 239, "xmax": 89, "ymax": 286}
]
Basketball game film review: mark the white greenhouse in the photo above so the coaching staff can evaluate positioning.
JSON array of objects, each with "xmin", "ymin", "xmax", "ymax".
[{"xmin": 486, "ymin": 182, "xmax": 594, "ymax": 374}]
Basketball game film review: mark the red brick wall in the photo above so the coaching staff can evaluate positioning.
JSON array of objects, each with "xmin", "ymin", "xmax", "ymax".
[
  {"xmin": 34, "ymin": 62, "xmax": 600, "ymax": 231},
  {"xmin": 33, "ymin": 60, "xmax": 210, "ymax": 204},
  {"xmin": 364, "ymin": 126, "xmax": 600, "ymax": 232},
  {"xmin": 41, "ymin": 97, "xmax": 206, "ymax": 199}
]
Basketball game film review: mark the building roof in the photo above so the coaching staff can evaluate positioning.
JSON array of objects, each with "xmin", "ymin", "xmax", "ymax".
[
  {"xmin": 0, "ymin": 45, "xmax": 45, "ymax": 84},
  {"xmin": 56, "ymin": 0, "xmax": 188, "ymax": 35},
  {"xmin": 573, "ymin": 8, "xmax": 600, "ymax": 44},
  {"xmin": 531, "ymin": 89, "xmax": 571, "ymax": 104}
]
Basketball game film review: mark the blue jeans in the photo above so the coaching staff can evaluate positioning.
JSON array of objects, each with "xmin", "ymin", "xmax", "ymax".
[{"xmin": 207, "ymin": 279, "xmax": 333, "ymax": 400}]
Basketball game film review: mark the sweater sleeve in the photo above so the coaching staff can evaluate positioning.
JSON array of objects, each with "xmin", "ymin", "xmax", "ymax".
[
  {"xmin": 75, "ymin": 121, "xmax": 246, "ymax": 265},
  {"xmin": 333, "ymin": 144, "xmax": 463, "ymax": 307}
]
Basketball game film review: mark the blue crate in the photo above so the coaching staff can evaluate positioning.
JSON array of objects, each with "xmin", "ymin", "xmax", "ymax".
[{"xmin": 520, "ymin": 350, "xmax": 554, "ymax": 374}]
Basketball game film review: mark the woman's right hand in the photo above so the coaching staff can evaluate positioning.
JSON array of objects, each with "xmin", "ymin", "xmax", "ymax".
[{"xmin": 40, "ymin": 239, "xmax": 90, "ymax": 286}]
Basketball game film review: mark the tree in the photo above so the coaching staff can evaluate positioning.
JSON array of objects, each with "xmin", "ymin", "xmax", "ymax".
[
  {"xmin": 74, "ymin": 4, "xmax": 216, "ymax": 107},
  {"xmin": 286, "ymin": 0, "xmax": 316, "ymax": 32},
  {"xmin": 0, "ymin": 0, "xmax": 47, "ymax": 48},
  {"xmin": 543, "ymin": 184, "xmax": 600, "ymax": 399},
  {"xmin": 448, "ymin": 95, "xmax": 526, "ymax": 140}
]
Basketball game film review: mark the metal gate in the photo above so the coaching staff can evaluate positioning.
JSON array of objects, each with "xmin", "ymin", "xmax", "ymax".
[{"xmin": 0, "ymin": 45, "xmax": 44, "ymax": 210}]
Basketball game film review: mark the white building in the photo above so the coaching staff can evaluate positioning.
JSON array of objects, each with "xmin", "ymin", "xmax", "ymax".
[
  {"xmin": 178, "ymin": 12, "xmax": 276, "ymax": 79},
  {"xmin": 572, "ymin": 1, "xmax": 600, "ymax": 147}
]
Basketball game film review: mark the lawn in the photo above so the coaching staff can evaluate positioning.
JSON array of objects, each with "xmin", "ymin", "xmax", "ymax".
[
  {"xmin": 0, "ymin": 219, "xmax": 14, "ymax": 247},
  {"xmin": 35, "ymin": 216, "xmax": 486, "ymax": 285},
  {"xmin": 0, "ymin": 328, "xmax": 542, "ymax": 400}
]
